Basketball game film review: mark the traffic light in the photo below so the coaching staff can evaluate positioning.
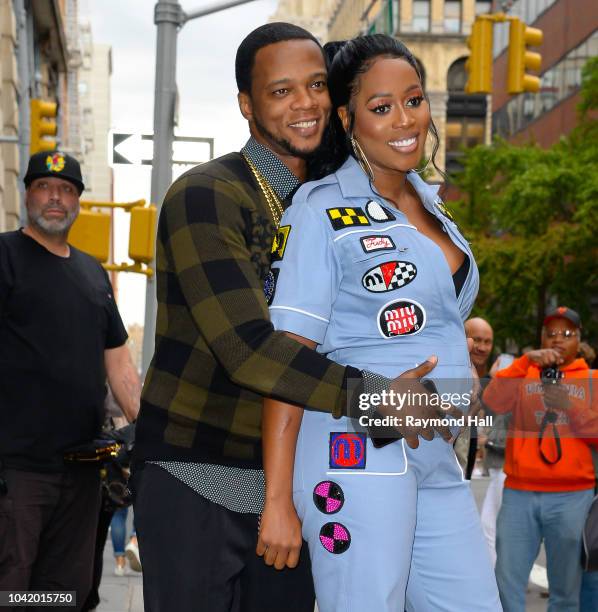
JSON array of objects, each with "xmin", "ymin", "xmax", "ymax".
[
  {"xmin": 465, "ymin": 17, "xmax": 494, "ymax": 94},
  {"xmin": 30, "ymin": 99, "xmax": 58, "ymax": 154},
  {"xmin": 68, "ymin": 208, "xmax": 111, "ymax": 263},
  {"xmin": 128, "ymin": 204, "xmax": 157, "ymax": 264},
  {"xmin": 507, "ymin": 18, "xmax": 543, "ymax": 94}
]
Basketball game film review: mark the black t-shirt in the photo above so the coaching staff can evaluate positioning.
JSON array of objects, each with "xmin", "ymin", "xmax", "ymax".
[{"xmin": 0, "ymin": 230, "xmax": 128, "ymax": 472}]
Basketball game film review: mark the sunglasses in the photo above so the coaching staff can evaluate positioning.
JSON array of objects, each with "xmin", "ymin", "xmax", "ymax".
[{"xmin": 545, "ymin": 329, "xmax": 579, "ymax": 339}]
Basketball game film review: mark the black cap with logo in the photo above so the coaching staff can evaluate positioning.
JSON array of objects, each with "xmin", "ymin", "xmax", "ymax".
[
  {"xmin": 24, "ymin": 150, "xmax": 85, "ymax": 194},
  {"xmin": 543, "ymin": 306, "xmax": 582, "ymax": 329}
]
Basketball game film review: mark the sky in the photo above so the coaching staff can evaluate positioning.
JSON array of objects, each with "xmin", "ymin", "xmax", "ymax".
[{"xmin": 84, "ymin": 0, "xmax": 279, "ymax": 327}]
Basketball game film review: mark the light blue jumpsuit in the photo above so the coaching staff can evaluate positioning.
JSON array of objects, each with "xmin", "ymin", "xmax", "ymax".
[{"xmin": 269, "ymin": 156, "xmax": 501, "ymax": 611}]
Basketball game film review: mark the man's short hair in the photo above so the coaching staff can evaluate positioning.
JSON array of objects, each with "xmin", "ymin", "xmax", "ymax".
[{"xmin": 235, "ymin": 22, "xmax": 321, "ymax": 94}]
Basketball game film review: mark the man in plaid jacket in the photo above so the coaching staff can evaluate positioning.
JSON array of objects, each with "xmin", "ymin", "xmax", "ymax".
[{"xmin": 132, "ymin": 23, "xmax": 450, "ymax": 611}]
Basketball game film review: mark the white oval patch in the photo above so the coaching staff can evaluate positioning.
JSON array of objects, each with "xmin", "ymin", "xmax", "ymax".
[{"xmin": 366, "ymin": 200, "xmax": 395, "ymax": 223}]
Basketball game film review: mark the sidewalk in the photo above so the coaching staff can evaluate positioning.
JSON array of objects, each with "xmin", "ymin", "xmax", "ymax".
[
  {"xmin": 95, "ymin": 539, "xmax": 143, "ymax": 612},
  {"xmin": 95, "ymin": 478, "xmax": 548, "ymax": 611}
]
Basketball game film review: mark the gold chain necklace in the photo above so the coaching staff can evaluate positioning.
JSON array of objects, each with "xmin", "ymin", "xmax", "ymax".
[{"xmin": 243, "ymin": 153, "xmax": 284, "ymax": 227}]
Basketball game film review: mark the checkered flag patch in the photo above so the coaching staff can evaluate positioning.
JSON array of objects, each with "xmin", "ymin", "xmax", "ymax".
[
  {"xmin": 388, "ymin": 262, "xmax": 416, "ymax": 289},
  {"xmin": 362, "ymin": 260, "xmax": 418, "ymax": 293},
  {"xmin": 326, "ymin": 207, "xmax": 370, "ymax": 231}
]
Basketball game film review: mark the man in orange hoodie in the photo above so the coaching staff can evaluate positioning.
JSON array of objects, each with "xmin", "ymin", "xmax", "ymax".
[{"xmin": 483, "ymin": 307, "xmax": 598, "ymax": 612}]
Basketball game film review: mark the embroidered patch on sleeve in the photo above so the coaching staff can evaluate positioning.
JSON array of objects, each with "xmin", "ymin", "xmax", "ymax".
[
  {"xmin": 319, "ymin": 522, "xmax": 351, "ymax": 554},
  {"xmin": 313, "ymin": 481, "xmax": 345, "ymax": 515},
  {"xmin": 329, "ymin": 432, "xmax": 366, "ymax": 469},
  {"xmin": 263, "ymin": 268, "xmax": 279, "ymax": 306},
  {"xmin": 271, "ymin": 225, "xmax": 291, "ymax": 262},
  {"xmin": 326, "ymin": 207, "xmax": 370, "ymax": 231}
]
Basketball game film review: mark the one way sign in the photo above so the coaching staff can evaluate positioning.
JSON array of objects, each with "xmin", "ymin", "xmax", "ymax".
[
  {"xmin": 112, "ymin": 133, "xmax": 153, "ymax": 165},
  {"xmin": 111, "ymin": 132, "xmax": 214, "ymax": 165}
]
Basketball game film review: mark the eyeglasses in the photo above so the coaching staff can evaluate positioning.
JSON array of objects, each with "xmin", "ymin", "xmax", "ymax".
[{"xmin": 545, "ymin": 329, "xmax": 579, "ymax": 339}]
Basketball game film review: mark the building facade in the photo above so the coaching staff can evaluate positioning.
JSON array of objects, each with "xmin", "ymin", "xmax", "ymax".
[
  {"xmin": 270, "ymin": 0, "xmax": 338, "ymax": 41},
  {"xmin": 0, "ymin": 0, "xmax": 111, "ymax": 232},
  {"xmin": 78, "ymin": 24, "xmax": 113, "ymax": 202},
  {"xmin": 0, "ymin": 0, "xmax": 20, "ymax": 232},
  {"xmin": 492, "ymin": 0, "xmax": 597, "ymax": 147}
]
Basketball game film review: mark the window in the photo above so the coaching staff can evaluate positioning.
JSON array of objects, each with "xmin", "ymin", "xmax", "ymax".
[
  {"xmin": 475, "ymin": 1, "xmax": 492, "ymax": 15},
  {"xmin": 444, "ymin": 1, "xmax": 461, "ymax": 33},
  {"xmin": 494, "ymin": 31, "xmax": 597, "ymax": 138},
  {"xmin": 413, "ymin": 1, "xmax": 430, "ymax": 32},
  {"xmin": 447, "ymin": 58, "xmax": 467, "ymax": 92}
]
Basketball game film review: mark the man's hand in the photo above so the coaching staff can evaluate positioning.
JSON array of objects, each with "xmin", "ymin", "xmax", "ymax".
[
  {"xmin": 377, "ymin": 357, "xmax": 463, "ymax": 449},
  {"xmin": 525, "ymin": 348, "xmax": 563, "ymax": 367},
  {"xmin": 256, "ymin": 498, "xmax": 303, "ymax": 570}
]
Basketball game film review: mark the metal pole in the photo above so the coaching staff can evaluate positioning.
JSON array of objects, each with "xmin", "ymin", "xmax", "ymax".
[
  {"xmin": 141, "ymin": 0, "xmax": 182, "ymax": 375},
  {"xmin": 14, "ymin": 0, "xmax": 30, "ymax": 226},
  {"xmin": 183, "ymin": 0, "xmax": 258, "ymax": 21},
  {"xmin": 141, "ymin": 0, "xmax": 259, "ymax": 374}
]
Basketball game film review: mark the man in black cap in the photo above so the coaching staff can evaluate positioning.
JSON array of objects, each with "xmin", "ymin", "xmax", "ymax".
[
  {"xmin": 483, "ymin": 306, "xmax": 598, "ymax": 611},
  {"xmin": 0, "ymin": 150, "xmax": 140, "ymax": 607}
]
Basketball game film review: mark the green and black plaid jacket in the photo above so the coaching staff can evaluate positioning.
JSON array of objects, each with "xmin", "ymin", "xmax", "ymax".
[{"xmin": 135, "ymin": 152, "xmax": 359, "ymax": 469}]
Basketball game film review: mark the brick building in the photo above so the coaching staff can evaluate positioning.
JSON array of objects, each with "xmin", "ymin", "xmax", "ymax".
[{"xmin": 492, "ymin": 0, "xmax": 597, "ymax": 146}]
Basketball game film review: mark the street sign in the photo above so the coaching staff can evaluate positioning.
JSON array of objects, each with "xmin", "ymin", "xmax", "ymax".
[{"xmin": 111, "ymin": 132, "xmax": 214, "ymax": 165}]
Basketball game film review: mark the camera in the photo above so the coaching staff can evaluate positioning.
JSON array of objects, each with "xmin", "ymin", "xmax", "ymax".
[{"xmin": 540, "ymin": 366, "xmax": 563, "ymax": 385}]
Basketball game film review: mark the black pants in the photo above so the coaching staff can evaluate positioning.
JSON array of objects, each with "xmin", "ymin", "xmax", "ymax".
[
  {"xmin": 0, "ymin": 467, "xmax": 101, "ymax": 611},
  {"xmin": 82, "ymin": 505, "xmax": 115, "ymax": 611},
  {"xmin": 132, "ymin": 463, "xmax": 315, "ymax": 612}
]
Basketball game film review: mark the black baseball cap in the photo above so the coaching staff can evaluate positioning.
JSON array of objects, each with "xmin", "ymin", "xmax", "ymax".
[
  {"xmin": 24, "ymin": 150, "xmax": 85, "ymax": 194},
  {"xmin": 543, "ymin": 306, "xmax": 582, "ymax": 329}
]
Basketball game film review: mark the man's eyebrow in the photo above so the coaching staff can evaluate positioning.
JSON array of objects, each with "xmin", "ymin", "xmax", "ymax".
[{"xmin": 265, "ymin": 72, "xmax": 327, "ymax": 88}]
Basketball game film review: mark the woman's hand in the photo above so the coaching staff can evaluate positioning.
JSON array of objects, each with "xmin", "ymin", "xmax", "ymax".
[{"xmin": 256, "ymin": 497, "xmax": 303, "ymax": 570}]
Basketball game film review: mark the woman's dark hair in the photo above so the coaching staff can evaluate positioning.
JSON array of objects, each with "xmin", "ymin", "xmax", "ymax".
[
  {"xmin": 235, "ymin": 22, "xmax": 321, "ymax": 94},
  {"xmin": 309, "ymin": 34, "xmax": 442, "ymax": 180}
]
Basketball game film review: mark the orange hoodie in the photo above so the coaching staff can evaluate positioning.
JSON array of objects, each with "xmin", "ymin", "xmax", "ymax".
[{"xmin": 483, "ymin": 355, "xmax": 598, "ymax": 492}]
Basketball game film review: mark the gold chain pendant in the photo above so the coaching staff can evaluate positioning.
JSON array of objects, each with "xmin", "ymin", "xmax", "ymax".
[{"xmin": 242, "ymin": 153, "xmax": 284, "ymax": 227}]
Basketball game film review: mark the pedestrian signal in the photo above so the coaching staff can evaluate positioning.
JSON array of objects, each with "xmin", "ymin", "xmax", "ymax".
[
  {"xmin": 129, "ymin": 205, "xmax": 157, "ymax": 264},
  {"xmin": 69, "ymin": 209, "xmax": 111, "ymax": 263}
]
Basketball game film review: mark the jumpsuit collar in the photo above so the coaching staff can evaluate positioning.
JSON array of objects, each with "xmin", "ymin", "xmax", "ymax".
[{"xmin": 334, "ymin": 155, "xmax": 443, "ymax": 217}]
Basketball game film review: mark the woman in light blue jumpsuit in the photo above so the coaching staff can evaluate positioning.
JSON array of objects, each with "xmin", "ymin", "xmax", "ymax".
[{"xmin": 260, "ymin": 35, "xmax": 501, "ymax": 611}]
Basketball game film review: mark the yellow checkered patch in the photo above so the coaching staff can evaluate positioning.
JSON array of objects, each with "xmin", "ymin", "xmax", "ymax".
[{"xmin": 326, "ymin": 207, "xmax": 370, "ymax": 231}]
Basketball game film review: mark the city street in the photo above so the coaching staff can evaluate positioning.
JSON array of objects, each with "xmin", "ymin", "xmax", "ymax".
[{"xmin": 95, "ymin": 476, "xmax": 551, "ymax": 611}]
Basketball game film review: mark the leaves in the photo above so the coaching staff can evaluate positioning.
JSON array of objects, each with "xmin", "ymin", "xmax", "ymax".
[{"xmin": 451, "ymin": 59, "xmax": 598, "ymax": 350}]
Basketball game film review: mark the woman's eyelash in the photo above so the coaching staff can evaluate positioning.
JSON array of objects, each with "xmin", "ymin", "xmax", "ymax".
[{"xmin": 407, "ymin": 96, "xmax": 424, "ymax": 106}]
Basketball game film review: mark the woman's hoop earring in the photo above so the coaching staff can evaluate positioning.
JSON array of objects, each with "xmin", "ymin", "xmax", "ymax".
[
  {"xmin": 350, "ymin": 135, "xmax": 375, "ymax": 182},
  {"xmin": 411, "ymin": 132, "xmax": 432, "ymax": 174},
  {"xmin": 412, "ymin": 156, "xmax": 431, "ymax": 175}
]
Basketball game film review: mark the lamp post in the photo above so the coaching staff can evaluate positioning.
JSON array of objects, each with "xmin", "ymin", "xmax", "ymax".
[{"xmin": 141, "ymin": 0, "xmax": 259, "ymax": 374}]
